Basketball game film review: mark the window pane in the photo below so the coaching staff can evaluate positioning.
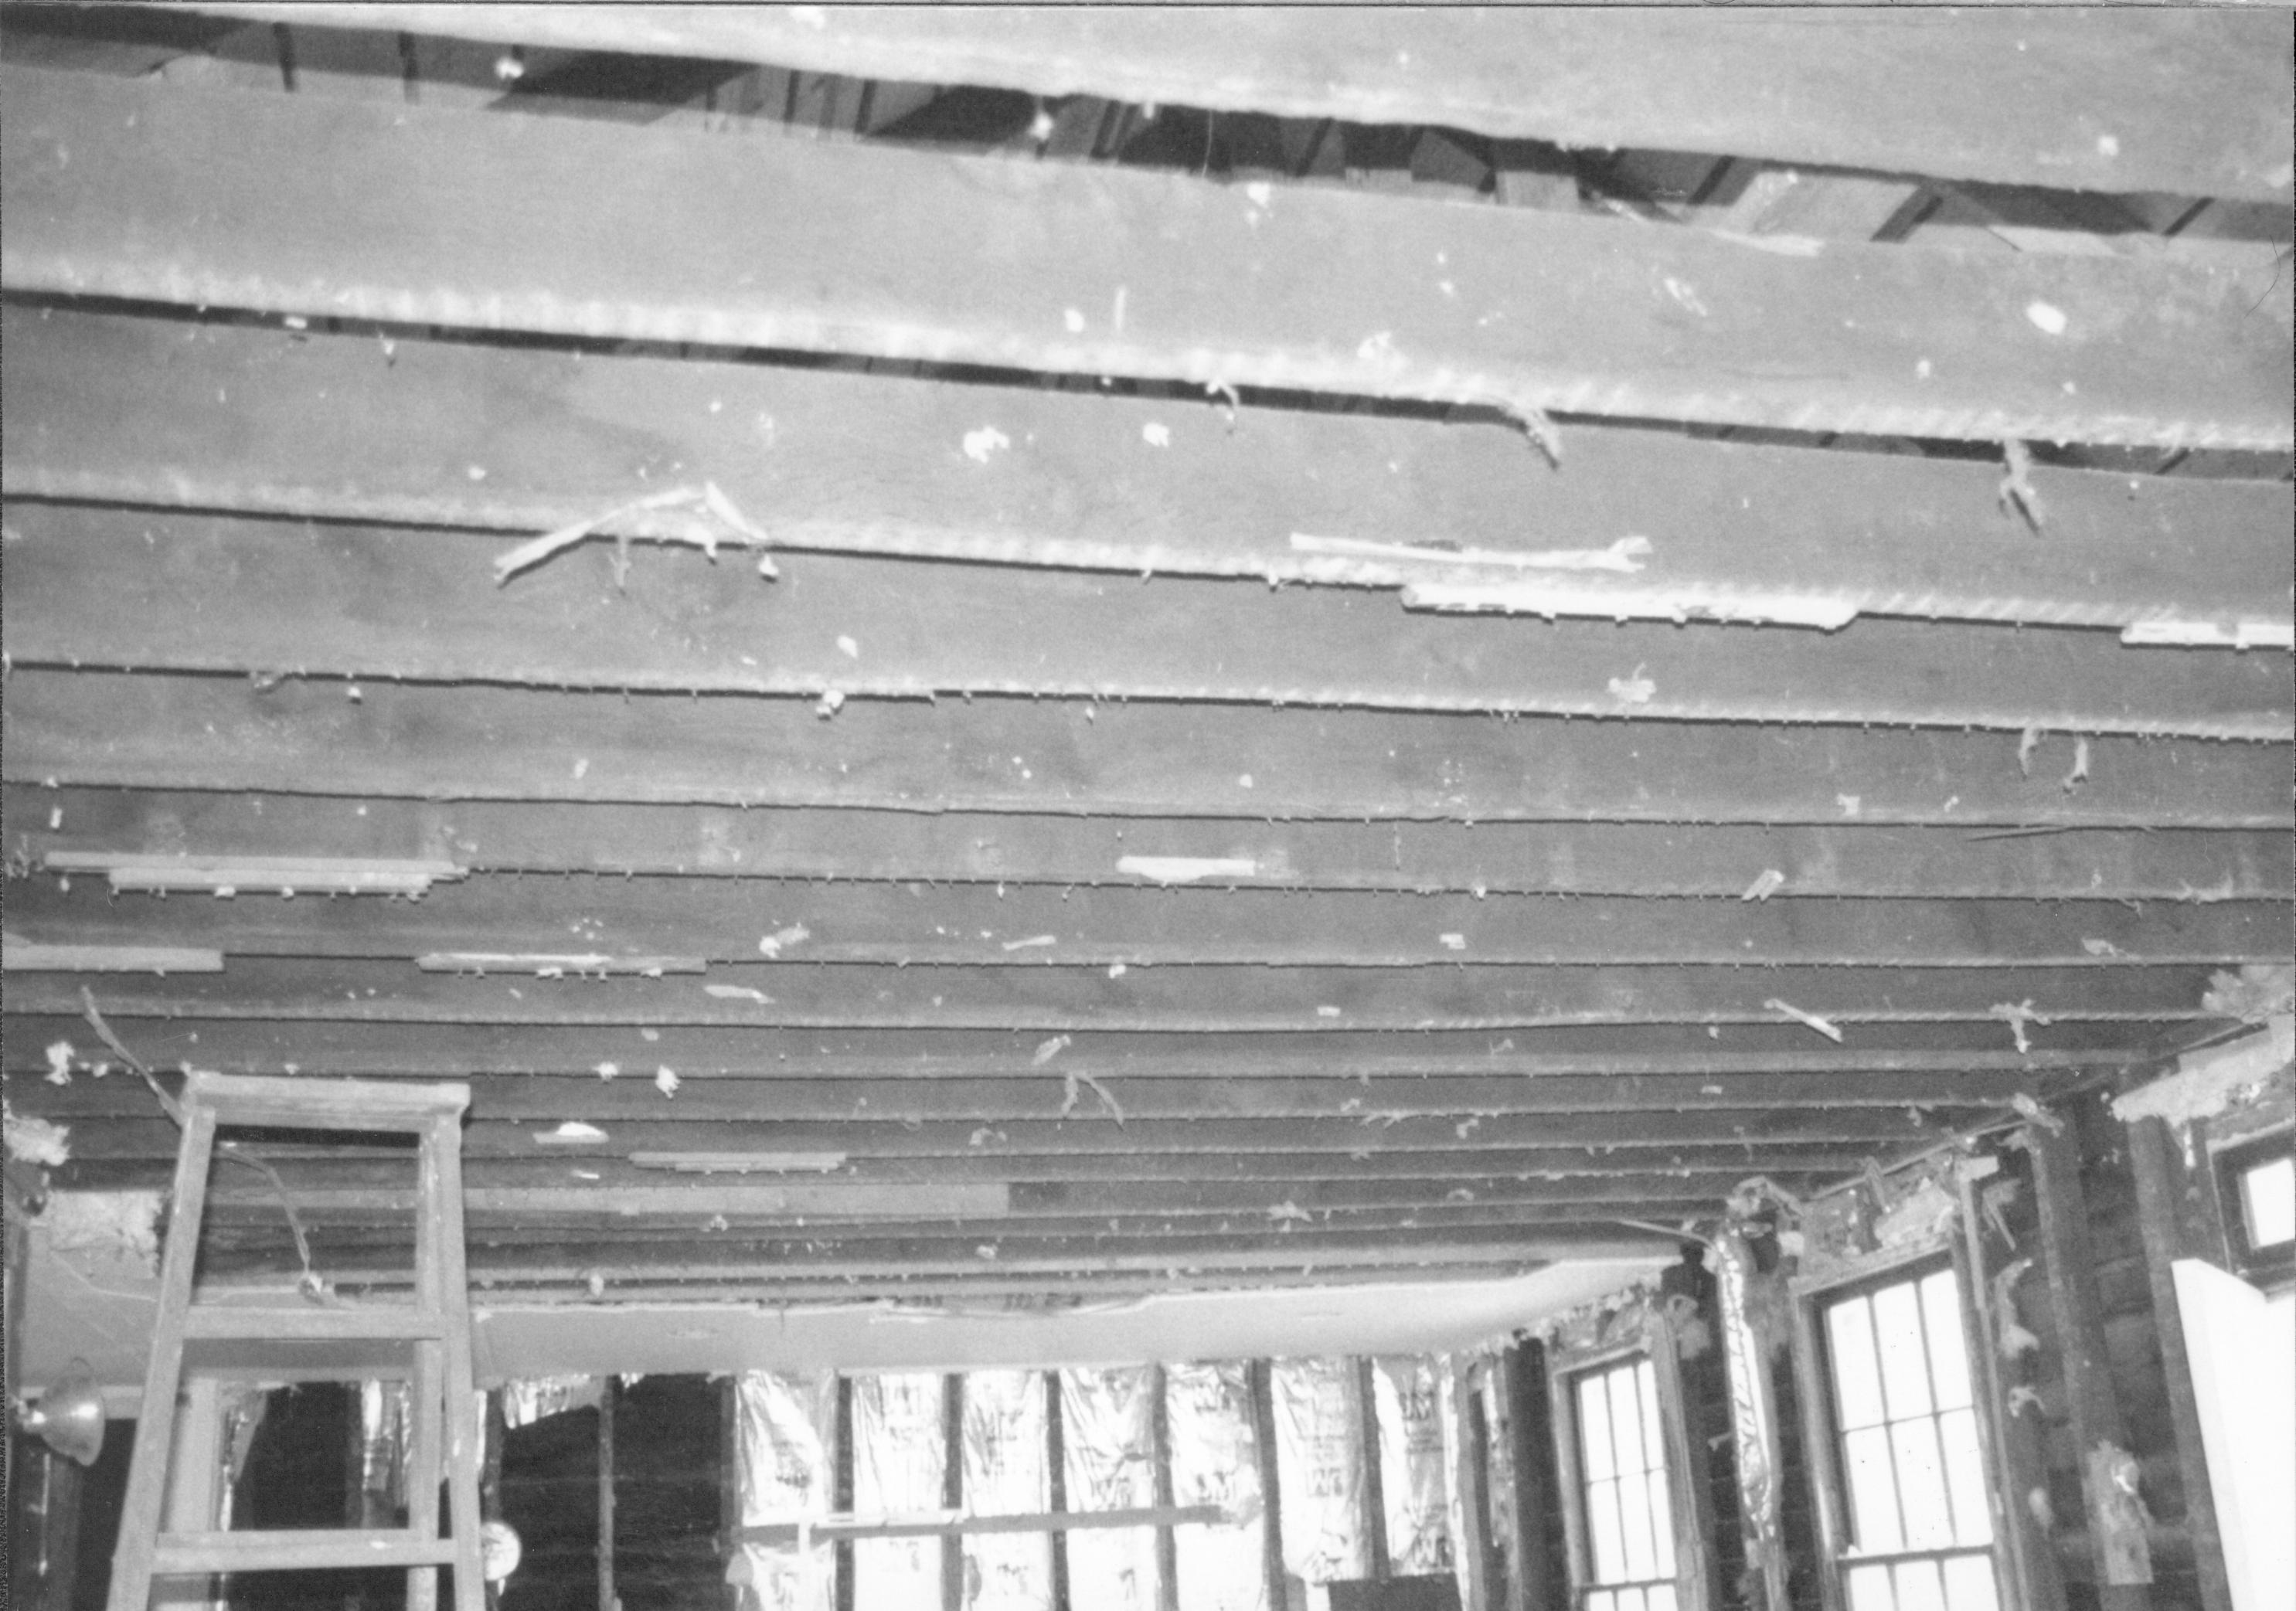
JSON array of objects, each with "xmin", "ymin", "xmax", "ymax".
[
  {"xmin": 1636, "ymin": 1361, "xmax": 1665, "ymax": 1473},
  {"xmin": 1828, "ymin": 1297, "xmax": 1887, "ymax": 1430},
  {"xmin": 1889, "ymin": 1416, "xmax": 1954, "ymax": 1550},
  {"xmin": 2242, "ymin": 1155, "xmax": 2296, "ymax": 1248},
  {"xmin": 1893, "ymin": 1558, "xmax": 1947, "ymax": 1611},
  {"xmin": 1587, "ymin": 1477, "xmax": 1628, "ymax": 1583},
  {"xmin": 1580, "ymin": 1374, "xmax": 1617, "ymax": 1481},
  {"xmin": 1920, "ymin": 1270, "xmax": 1974, "ymax": 1411},
  {"xmin": 1873, "ymin": 1281, "xmax": 1935, "ymax": 1421},
  {"xmin": 1941, "ymin": 1552, "xmax": 2002, "ymax": 1611},
  {"xmin": 1618, "ymin": 1470, "xmax": 1658, "ymax": 1583},
  {"xmin": 1646, "ymin": 1586, "xmax": 1678, "ymax": 1611},
  {"xmin": 1607, "ymin": 1366, "xmax": 1647, "ymax": 1483},
  {"xmin": 1586, "ymin": 1592, "xmax": 1616, "ymax": 1611},
  {"xmin": 1845, "ymin": 1562, "xmax": 1898, "ymax": 1611},
  {"xmin": 1937, "ymin": 1408, "xmax": 1994, "ymax": 1546},
  {"xmin": 1843, "ymin": 1426, "xmax": 1905, "ymax": 1553},
  {"xmin": 1650, "ymin": 1469, "xmax": 1678, "ymax": 1579}
]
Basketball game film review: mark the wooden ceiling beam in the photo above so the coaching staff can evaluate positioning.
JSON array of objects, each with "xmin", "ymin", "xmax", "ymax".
[
  {"xmin": 13, "ymin": 1067, "xmax": 2059, "ymax": 1124},
  {"xmin": 15, "ymin": 788, "xmax": 2285, "ymax": 900},
  {"xmin": 163, "ymin": 6, "xmax": 2296, "ymax": 200},
  {"xmin": 8, "ymin": 672, "xmax": 2287, "ymax": 829},
  {"xmin": 9, "ymin": 508, "xmax": 2289, "ymax": 736},
  {"xmin": 10, "ymin": 297, "xmax": 2290, "ymax": 633},
  {"xmin": 7, "ymin": 64, "xmax": 2287, "ymax": 448},
  {"xmin": 8, "ymin": 873, "xmax": 2282, "ymax": 970},
  {"xmin": 5, "ymin": 953, "xmax": 2225, "ymax": 1033},
  {"xmin": 0, "ymin": 1015, "xmax": 2141, "ymax": 1085}
]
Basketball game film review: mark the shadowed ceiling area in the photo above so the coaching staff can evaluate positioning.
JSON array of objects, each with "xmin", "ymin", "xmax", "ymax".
[{"xmin": 2, "ymin": 4, "xmax": 2290, "ymax": 1326}]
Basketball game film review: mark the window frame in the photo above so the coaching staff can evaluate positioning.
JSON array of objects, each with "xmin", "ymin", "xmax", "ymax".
[
  {"xmin": 1790, "ymin": 1238, "xmax": 2016, "ymax": 1611},
  {"xmin": 1546, "ymin": 1297, "xmax": 1718, "ymax": 1611},
  {"xmin": 2210, "ymin": 1124, "xmax": 2296, "ymax": 1290}
]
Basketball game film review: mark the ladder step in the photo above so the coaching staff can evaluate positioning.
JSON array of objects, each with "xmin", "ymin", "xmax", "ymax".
[
  {"xmin": 151, "ymin": 1528, "xmax": 462, "ymax": 1573},
  {"xmin": 182, "ymin": 1307, "xmax": 446, "ymax": 1342}
]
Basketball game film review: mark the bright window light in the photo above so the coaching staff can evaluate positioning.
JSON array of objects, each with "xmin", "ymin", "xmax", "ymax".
[
  {"xmin": 1575, "ymin": 1358, "xmax": 1679, "ymax": 1611},
  {"xmin": 2240, "ymin": 1154, "xmax": 2294, "ymax": 1250},
  {"xmin": 1822, "ymin": 1268, "xmax": 1999, "ymax": 1611}
]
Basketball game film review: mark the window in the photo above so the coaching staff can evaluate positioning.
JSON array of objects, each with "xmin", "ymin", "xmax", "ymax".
[
  {"xmin": 2214, "ymin": 1131, "xmax": 2295, "ymax": 1286},
  {"xmin": 1817, "ymin": 1266, "xmax": 2000, "ymax": 1611},
  {"xmin": 1568, "ymin": 1356, "xmax": 1679, "ymax": 1611}
]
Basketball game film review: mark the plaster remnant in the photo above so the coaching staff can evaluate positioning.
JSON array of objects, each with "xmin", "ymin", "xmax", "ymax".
[
  {"xmin": 2111, "ymin": 1012, "xmax": 2294, "ymax": 1125},
  {"xmin": 1032, "ymin": 1035, "xmax": 1073, "ymax": 1066},
  {"xmin": 2025, "ymin": 301, "xmax": 2069, "ymax": 336},
  {"xmin": 655, "ymin": 1066, "xmax": 680, "ymax": 1098},
  {"xmin": 1002, "ymin": 934, "xmax": 1057, "ymax": 951},
  {"xmin": 705, "ymin": 984, "xmax": 774, "ymax": 1003},
  {"xmin": 759, "ymin": 926, "xmax": 811, "ymax": 961},
  {"xmin": 1439, "ymin": 933, "xmax": 1467, "ymax": 951},
  {"xmin": 2122, "ymin": 618, "xmax": 2296, "ymax": 650},
  {"xmin": 961, "ymin": 427, "xmax": 1011, "ymax": 464},
  {"xmin": 1740, "ymin": 869, "xmax": 1786, "ymax": 902},
  {"xmin": 1990, "ymin": 999, "xmax": 2053, "ymax": 1053},
  {"xmin": 836, "ymin": 635, "xmax": 859, "ymax": 658},
  {"xmin": 596, "ymin": 1062, "xmax": 620, "ymax": 1081},
  {"xmin": 1607, "ymin": 664, "xmax": 1656, "ymax": 705},
  {"xmin": 1063, "ymin": 308, "xmax": 1086, "ymax": 334},
  {"xmin": 535, "ymin": 1122, "xmax": 607, "ymax": 1145},
  {"xmin": 1142, "ymin": 422, "xmax": 1172, "ymax": 447},
  {"xmin": 1117, "ymin": 855, "xmax": 1258, "ymax": 884},
  {"xmin": 2062, "ymin": 738, "xmax": 2089, "ymax": 794},
  {"xmin": 1837, "ymin": 794, "xmax": 1861, "ymax": 817}
]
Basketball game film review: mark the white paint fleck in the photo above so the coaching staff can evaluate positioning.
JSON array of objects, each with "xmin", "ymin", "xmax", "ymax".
[
  {"xmin": 2097, "ymin": 134, "xmax": 2120, "ymax": 157},
  {"xmin": 1606, "ymin": 664, "xmax": 1656, "ymax": 705},
  {"xmin": 465, "ymin": 464, "xmax": 487, "ymax": 481},
  {"xmin": 1237, "ymin": 774, "xmax": 1253, "ymax": 789},
  {"xmin": 655, "ymin": 1066, "xmax": 680, "ymax": 1098},
  {"xmin": 596, "ymin": 1062, "xmax": 619, "ymax": 1080},
  {"xmin": 1117, "ymin": 855, "xmax": 1258, "ymax": 885},
  {"xmin": 1356, "ymin": 331, "xmax": 1399, "ymax": 363},
  {"xmin": 535, "ymin": 1122, "xmax": 607, "ymax": 1145},
  {"xmin": 1438, "ymin": 280, "xmax": 1456, "ymax": 297},
  {"xmin": 961, "ymin": 426, "xmax": 1012, "ymax": 463},
  {"xmin": 758, "ymin": 923, "xmax": 811, "ymax": 958},
  {"xmin": 1662, "ymin": 276, "xmax": 1709, "ymax": 317},
  {"xmin": 572, "ymin": 756, "xmax": 590, "ymax": 780},
  {"xmin": 1317, "ymin": 1005, "xmax": 1342, "ymax": 1018},
  {"xmin": 836, "ymin": 634, "xmax": 859, "ymax": 658},
  {"xmin": 1063, "ymin": 308, "xmax": 1086, "ymax": 334},
  {"xmin": 1245, "ymin": 181, "xmax": 1273, "ymax": 208},
  {"xmin": 1916, "ymin": 359, "xmax": 1933, "ymax": 379},
  {"xmin": 1142, "ymin": 422, "xmax": 1172, "ymax": 447},
  {"xmin": 1107, "ymin": 963, "xmax": 1127, "ymax": 978},
  {"xmin": 1837, "ymin": 794, "xmax": 1862, "ymax": 817},
  {"xmin": 787, "ymin": 5, "xmax": 828, "ymax": 29},
  {"xmin": 1438, "ymin": 933, "xmax": 1467, "ymax": 951},
  {"xmin": 2025, "ymin": 301, "xmax": 2069, "ymax": 336}
]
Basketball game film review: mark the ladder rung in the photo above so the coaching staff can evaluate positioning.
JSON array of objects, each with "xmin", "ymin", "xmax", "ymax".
[
  {"xmin": 151, "ymin": 1528, "xmax": 461, "ymax": 1573},
  {"xmin": 182, "ymin": 1307, "xmax": 446, "ymax": 1342}
]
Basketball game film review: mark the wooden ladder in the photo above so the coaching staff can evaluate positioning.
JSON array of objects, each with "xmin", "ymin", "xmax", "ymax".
[{"xmin": 106, "ymin": 1071, "xmax": 485, "ymax": 1611}]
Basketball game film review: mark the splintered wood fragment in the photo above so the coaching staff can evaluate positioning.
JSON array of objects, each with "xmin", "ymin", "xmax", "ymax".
[
  {"xmin": 2, "ymin": 938, "xmax": 223, "ymax": 973},
  {"xmin": 1291, "ymin": 532, "xmax": 1650, "ymax": 573},
  {"xmin": 415, "ymin": 953, "xmax": 706, "ymax": 977},
  {"xmin": 43, "ymin": 852, "xmax": 462, "ymax": 895},
  {"xmin": 1764, "ymin": 998, "xmax": 1844, "ymax": 1042},
  {"xmin": 627, "ymin": 1151, "xmax": 849, "ymax": 1174}
]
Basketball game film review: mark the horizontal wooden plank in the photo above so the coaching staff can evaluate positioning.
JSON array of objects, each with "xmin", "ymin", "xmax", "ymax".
[
  {"xmin": 5, "ymin": 66, "xmax": 2287, "ymax": 447},
  {"xmin": 0, "ymin": 1014, "xmax": 2161, "ymax": 1082},
  {"xmin": 8, "ymin": 955, "xmax": 2224, "ymax": 1032},
  {"xmin": 19, "ymin": 1106, "xmax": 1977, "ymax": 1162},
  {"xmin": 14, "ymin": 1067, "xmax": 2059, "ymax": 1124},
  {"xmin": 9, "ymin": 307, "xmax": 2290, "ymax": 635},
  {"xmin": 14, "ymin": 787, "xmax": 2287, "ymax": 900},
  {"xmin": 7, "ymin": 671, "xmax": 2284, "ymax": 828},
  {"xmin": 179, "ymin": 5, "xmax": 2296, "ymax": 199},
  {"xmin": 6, "ymin": 873, "xmax": 2282, "ymax": 970},
  {"xmin": 9, "ymin": 507, "xmax": 2289, "ymax": 736}
]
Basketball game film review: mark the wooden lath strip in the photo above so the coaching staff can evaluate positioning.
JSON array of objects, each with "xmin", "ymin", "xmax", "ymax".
[
  {"xmin": 9, "ymin": 872, "xmax": 2286, "ymax": 969},
  {"xmin": 16, "ymin": 788, "xmax": 2291, "ymax": 899},
  {"xmin": 5, "ymin": 65, "xmax": 2287, "ymax": 449},
  {"xmin": 0, "ymin": 955, "xmax": 2227, "ymax": 1032},
  {"xmin": 7, "ymin": 515, "xmax": 2291, "ymax": 738},
  {"xmin": 12, "ymin": 671, "xmax": 2284, "ymax": 828},
  {"xmin": 168, "ymin": 5, "xmax": 2296, "ymax": 200},
  {"xmin": 0, "ymin": 1017, "xmax": 2145, "ymax": 1084},
  {"xmin": 9, "ymin": 308, "xmax": 2288, "ymax": 635}
]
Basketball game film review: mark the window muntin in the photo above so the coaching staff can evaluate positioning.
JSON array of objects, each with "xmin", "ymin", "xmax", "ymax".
[
  {"xmin": 1572, "ymin": 1357, "xmax": 1679, "ymax": 1611},
  {"xmin": 1820, "ymin": 1267, "xmax": 1998, "ymax": 1611}
]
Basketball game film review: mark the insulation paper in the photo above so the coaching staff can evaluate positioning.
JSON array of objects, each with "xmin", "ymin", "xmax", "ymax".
[
  {"xmin": 1717, "ymin": 1232, "xmax": 1787, "ymax": 1611},
  {"xmin": 501, "ymin": 1375, "xmax": 604, "ymax": 1428},
  {"xmin": 732, "ymin": 1371, "xmax": 839, "ymax": 1611},
  {"xmin": 852, "ymin": 1371, "xmax": 946, "ymax": 1611},
  {"xmin": 1165, "ymin": 1362, "xmax": 1267, "ymax": 1611},
  {"xmin": 962, "ymin": 1371, "xmax": 1052, "ymax": 1611},
  {"xmin": 1373, "ymin": 1357, "xmax": 1454, "ymax": 1576},
  {"xmin": 1272, "ymin": 1358, "xmax": 1369, "ymax": 1584},
  {"xmin": 1061, "ymin": 1368, "xmax": 1162, "ymax": 1611}
]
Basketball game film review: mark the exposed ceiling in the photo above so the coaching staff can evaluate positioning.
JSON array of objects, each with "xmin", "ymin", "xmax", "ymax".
[{"xmin": 2, "ymin": 4, "xmax": 2291, "ymax": 1331}]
